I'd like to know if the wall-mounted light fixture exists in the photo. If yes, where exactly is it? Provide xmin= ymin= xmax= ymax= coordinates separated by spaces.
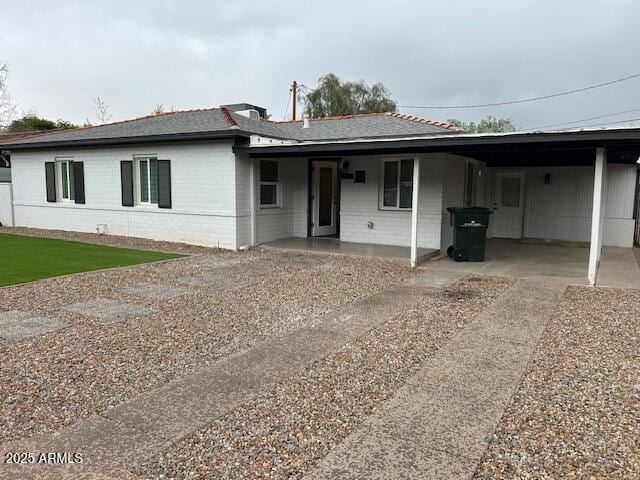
xmin=544 ymin=173 xmax=551 ymax=185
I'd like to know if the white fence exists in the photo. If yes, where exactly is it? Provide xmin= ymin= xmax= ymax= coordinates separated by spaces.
xmin=0 ymin=182 xmax=14 ymax=227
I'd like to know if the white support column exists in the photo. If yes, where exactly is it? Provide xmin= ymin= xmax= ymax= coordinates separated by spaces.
xmin=588 ymin=147 xmax=607 ymax=285
xmin=249 ymin=158 xmax=257 ymax=246
xmin=410 ymin=157 xmax=421 ymax=268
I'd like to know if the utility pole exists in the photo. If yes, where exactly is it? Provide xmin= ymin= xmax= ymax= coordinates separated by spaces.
xmin=291 ymin=80 xmax=297 ymax=121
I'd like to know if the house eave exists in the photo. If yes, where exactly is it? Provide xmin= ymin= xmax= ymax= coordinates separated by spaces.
xmin=0 ymin=130 xmax=252 ymax=151
xmin=234 ymin=127 xmax=640 ymax=160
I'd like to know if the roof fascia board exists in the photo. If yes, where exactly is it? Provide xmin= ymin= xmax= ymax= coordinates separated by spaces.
xmin=1 ymin=130 xmax=251 ymax=150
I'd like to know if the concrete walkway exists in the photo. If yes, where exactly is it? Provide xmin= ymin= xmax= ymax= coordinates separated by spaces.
xmin=596 ymin=246 xmax=640 ymax=288
xmin=304 ymin=279 xmax=566 ymax=480
xmin=0 ymin=284 xmax=431 ymax=480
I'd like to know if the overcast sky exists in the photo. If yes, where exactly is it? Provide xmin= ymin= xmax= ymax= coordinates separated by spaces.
xmin=1 ymin=0 xmax=639 ymax=129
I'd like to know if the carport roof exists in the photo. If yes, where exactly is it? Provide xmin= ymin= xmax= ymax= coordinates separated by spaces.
xmin=237 ymin=125 xmax=640 ymax=165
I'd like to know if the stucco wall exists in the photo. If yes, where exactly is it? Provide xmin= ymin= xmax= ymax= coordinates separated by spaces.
xmin=10 ymin=141 xmax=241 ymax=248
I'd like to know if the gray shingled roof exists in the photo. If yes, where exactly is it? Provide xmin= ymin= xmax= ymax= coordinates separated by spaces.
xmin=1 ymin=109 xmax=457 ymax=148
xmin=3 ymin=109 xmax=234 ymax=146
xmin=270 ymin=114 xmax=455 ymax=141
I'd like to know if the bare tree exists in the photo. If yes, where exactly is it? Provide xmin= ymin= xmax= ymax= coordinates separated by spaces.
xmin=0 ymin=63 xmax=17 ymax=130
xmin=150 ymin=103 xmax=165 ymax=115
xmin=93 ymin=96 xmax=111 ymax=124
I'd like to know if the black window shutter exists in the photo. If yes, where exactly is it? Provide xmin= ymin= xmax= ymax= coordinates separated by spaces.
xmin=73 ymin=161 xmax=85 ymax=204
xmin=120 ymin=160 xmax=134 ymax=207
xmin=45 ymin=162 xmax=56 ymax=202
xmin=157 ymin=160 xmax=172 ymax=209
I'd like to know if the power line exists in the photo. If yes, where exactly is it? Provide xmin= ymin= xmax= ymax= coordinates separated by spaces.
xmin=398 ymin=73 xmax=640 ymax=109
xmin=282 ymin=89 xmax=291 ymax=121
xmin=528 ymin=106 xmax=640 ymax=130
xmin=553 ymin=116 xmax=640 ymax=130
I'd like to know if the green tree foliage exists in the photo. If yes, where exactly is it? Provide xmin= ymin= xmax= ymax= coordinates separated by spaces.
xmin=303 ymin=73 xmax=397 ymax=117
xmin=8 ymin=115 xmax=77 ymax=132
xmin=447 ymin=116 xmax=517 ymax=133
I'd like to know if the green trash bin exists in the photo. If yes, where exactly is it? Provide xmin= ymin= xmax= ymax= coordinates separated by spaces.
xmin=446 ymin=207 xmax=492 ymax=262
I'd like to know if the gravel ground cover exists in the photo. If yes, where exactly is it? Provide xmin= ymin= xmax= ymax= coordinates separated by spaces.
xmin=474 ymin=285 xmax=640 ymax=479
xmin=137 ymin=275 xmax=515 ymax=480
xmin=0 ymin=237 xmax=409 ymax=443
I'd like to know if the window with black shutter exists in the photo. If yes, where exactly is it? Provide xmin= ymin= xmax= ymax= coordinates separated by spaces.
xmin=157 ymin=160 xmax=172 ymax=209
xmin=73 ymin=161 xmax=85 ymax=204
xmin=120 ymin=160 xmax=134 ymax=206
xmin=45 ymin=162 xmax=56 ymax=202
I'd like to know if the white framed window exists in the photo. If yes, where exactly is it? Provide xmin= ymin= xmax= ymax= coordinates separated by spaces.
xmin=259 ymin=159 xmax=280 ymax=207
xmin=57 ymin=158 xmax=75 ymax=201
xmin=136 ymin=157 xmax=158 ymax=205
xmin=380 ymin=159 xmax=414 ymax=209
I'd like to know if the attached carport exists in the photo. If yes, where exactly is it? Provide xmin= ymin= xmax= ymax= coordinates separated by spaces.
xmin=236 ymin=127 xmax=640 ymax=286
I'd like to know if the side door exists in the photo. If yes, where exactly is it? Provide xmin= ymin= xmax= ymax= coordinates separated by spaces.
xmin=492 ymin=172 xmax=525 ymax=238
xmin=311 ymin=160 xmax=338 ymax=236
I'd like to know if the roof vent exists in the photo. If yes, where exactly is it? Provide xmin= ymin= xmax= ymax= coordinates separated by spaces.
xmin=235 ymin=109 xmax=261 ymax=121
xmin=303 ymin=114 xmax=310 ymax=129
xmin=221 ymin=103 xmax=267 ymax=119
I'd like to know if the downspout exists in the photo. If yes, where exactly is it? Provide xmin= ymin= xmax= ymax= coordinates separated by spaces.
xmin=249 ymin=158 xmax=257 ymax=246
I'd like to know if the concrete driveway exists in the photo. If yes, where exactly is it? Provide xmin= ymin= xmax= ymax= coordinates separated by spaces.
xmin=422 ymin=238 xmax=640 ymax=287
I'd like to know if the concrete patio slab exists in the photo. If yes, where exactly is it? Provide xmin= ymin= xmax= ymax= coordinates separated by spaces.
xmin=304 ymin=279 xmax=566 ymax=480
xmin=63 ymin=299 xmax=151 ymax=323
xmin=264 ymin=237 xmax=438 ymax=264
xmin=423 ymin=239 xmax=590 ymax=285
xmin=0 ymin=311 xmax=67 ymax=342
xmin=115 ymin=282 xmax=188 ymax=300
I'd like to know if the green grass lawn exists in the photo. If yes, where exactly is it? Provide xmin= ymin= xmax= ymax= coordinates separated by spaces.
xmin=0 ymin=233 xmax=183 ymax=287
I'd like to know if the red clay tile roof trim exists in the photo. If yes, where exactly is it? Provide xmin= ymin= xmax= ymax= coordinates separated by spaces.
xmin=220 ymin=107 xmax=240 ymax=129
xmin=386 ymin=112 xmax=458 ymax=131
xmin=271 ymin=111 xmax=458 ymax=131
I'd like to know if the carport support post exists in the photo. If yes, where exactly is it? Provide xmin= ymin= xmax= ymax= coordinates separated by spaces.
xmin=410 ymin=157 xmax=420 ymax=268
xmin=588 ymin=147 xmax=607 ymax=285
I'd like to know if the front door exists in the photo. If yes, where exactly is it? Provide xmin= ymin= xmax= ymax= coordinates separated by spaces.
xmin=493 ymin=172 xmax=525 ymax=238
xmin=311 ymin=160 xmax=338 ymax=236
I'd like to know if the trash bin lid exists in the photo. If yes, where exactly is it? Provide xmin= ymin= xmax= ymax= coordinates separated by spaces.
xmin=447 ymin=206 xmax=493 ymax=214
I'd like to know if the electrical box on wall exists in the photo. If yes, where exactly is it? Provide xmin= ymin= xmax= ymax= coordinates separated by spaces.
xmin=354 ymin=170 xmax=366 ymax=183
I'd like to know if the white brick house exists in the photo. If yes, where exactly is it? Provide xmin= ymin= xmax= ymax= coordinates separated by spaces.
xmin=2 ymin=103 xmax=639 ymax=284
